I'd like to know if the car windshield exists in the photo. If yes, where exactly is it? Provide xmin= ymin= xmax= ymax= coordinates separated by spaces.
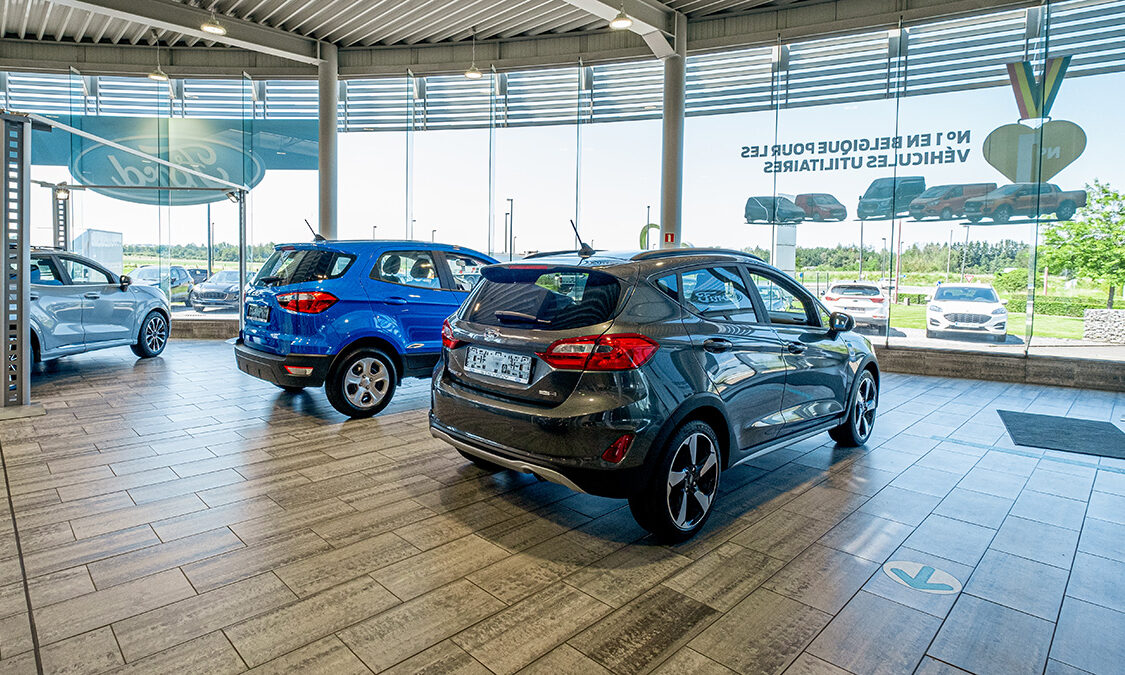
xmin=992 ymin=185 xmax=1024 ymax=196
xmin=813 ymin=195 xmax=836 ymax=205
xmin=831 ymin=285 xmax=881 ymax=297
xmin=131 ymin=267 xmax=161 ymax=281
xmin=865 ymin=184 xmax=893 ymax=199
xmin=254 ymin=248 xmax=355 ymax=286
xmin=209 ymin=270 xmax=239 ymax=283
xmin=917 ymin=186 xmax=949 ymax=198
xmin=467 ymin=267 xmax=621 ymax=330
xmin=933 ymin=286 xmax=999 ymax=303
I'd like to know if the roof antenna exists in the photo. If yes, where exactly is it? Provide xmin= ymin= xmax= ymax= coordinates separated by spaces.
xmin=304 ymin=219 xmax=327 ymax=242
xmin=570 ymin=220 xmax=595 ymax=257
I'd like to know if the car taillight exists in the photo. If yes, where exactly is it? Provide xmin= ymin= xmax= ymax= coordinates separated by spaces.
xmin=442 ymin=319 xmax=463 ymax=349
xmin=870 ymin=297 xmax=885 ymax=303
xmin=824 ymin=295 xmax=839 ymax=302
xmin=276 ymin=291 xmax=337 ymax=313
xmin=537 ymin=334 xmax=659 ymax=371
xmin=602 ymin=433 xmax=635 ymax=463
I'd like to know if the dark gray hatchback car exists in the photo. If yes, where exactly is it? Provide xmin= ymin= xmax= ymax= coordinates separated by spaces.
xmin=430 ymin=249 xmax=878 ymax=541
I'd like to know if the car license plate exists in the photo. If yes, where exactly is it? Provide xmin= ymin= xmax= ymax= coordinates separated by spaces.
xmin=246 ymin=304 xmax=270 ymax=322
xmin=464 ymin=347 xmax=532 ymax=384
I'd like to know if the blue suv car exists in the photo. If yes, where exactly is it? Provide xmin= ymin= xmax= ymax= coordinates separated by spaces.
xmin=235 ymin=240 xmax=495 ymax=417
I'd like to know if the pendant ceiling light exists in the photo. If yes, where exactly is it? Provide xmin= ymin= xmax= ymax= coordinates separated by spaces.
xmin=465 ymin=28 xmax=482 ymax=79
xmin=201 ymin=10 xmax=227 ymax=36
xmin=609 ymin=4 xmax=633 ymax=30
xmin=148 ymin=34 xmax=169 ymax=81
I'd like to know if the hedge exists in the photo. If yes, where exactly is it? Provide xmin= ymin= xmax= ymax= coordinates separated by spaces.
xmin=1008 ymin=295 xmax=1108 ymax=317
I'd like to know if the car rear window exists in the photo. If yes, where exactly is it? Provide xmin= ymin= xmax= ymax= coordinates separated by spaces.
xmin=254 ymin=249 xmax=355 ymax=286
xmin=831 ymin=285 xmax=881 ymax=297
xmin=466 ymin=266 xmax=621 ymax=330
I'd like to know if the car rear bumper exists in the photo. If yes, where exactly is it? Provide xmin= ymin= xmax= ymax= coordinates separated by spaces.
xmin=234 ymin=339 xmax=332 ymax=387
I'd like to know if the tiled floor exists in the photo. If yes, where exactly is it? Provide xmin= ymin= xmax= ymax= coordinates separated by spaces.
xmin=1 ymin=339 xmax=1124 ymax=675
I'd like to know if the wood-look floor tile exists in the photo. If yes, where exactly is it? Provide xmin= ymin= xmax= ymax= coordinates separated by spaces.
xmin=690 ymin=588 xmax=830 ymax=674
xmin=0 ymin=611 xmax=33 ymax=659
xmin=475 ymin=506 xmax=590 ymax=553
xmin=570 ymin=585 xmax=717 ymax=675
xmin=171 ymin=450 xmax=276 ymax=479
xmin=380 ymin=640 xmax=488 ymax=675
xmin=310 ymin=498 xmax=435 ymax=547
xmin=229 ymin=499 xmax=355 ymax=545
xmin=297 ymin=452 xmax=394 ymax=482
xmin=21 ymin=525 xmax=161 ymax=577
xmin=338 ymin=579 xmax=504 ymax=673
xmin=927 ymin=595 xmax=1054 ymax=674
xmin=246 ymin=635 xmax=371 ymax=674
xmin=225 ymin=576 xmax=399 ymax=667
xmin=651 ymin=648 xmax=736 ymax=674
xmin=71 ymin=494 xmax=207 ymax=539
xmin=13 ymin=491 xmax=134 ymax=530
xmin=373 ymin=534 xmax=507 ymax=602
xmin=182 ymin=530 xmax=332 ymax=593
xmin=111 ymin=631 xmax=246 ymax=675
xmin=18 ymin=521 xmax=74 ymax=553
xmin=234 ymin=451 xmax=334 ymax=481
xmin=196 ymin=472 xmax=310 ymax=508
xmin=729 ymin=509 xmax=835 ymax=561
xmin=151 ymin=496 xmax=284 ymax=542
xmin=565 ymin=542 xmax=691 ymax=608
xmin=807 ymin=591 xmax=942 ymax=675
xmin=467 ymin=534 xmax=605 ymax=605
xmin=275 ymin=531 xmax=419 ymax=597
xmin=114 ymin=572 xmax=295 ymax=662
xmin=55 ymin=468 xmax=178 ymax=502
xmin=35 ymin=568 xmax=197 ymax=645
xmin=663 ymin=541 xmax=787 ymax=611
xmin=393 ymin=501 xmax=511 ymax=551
xmin=762 ymin=544 xmax=880 ymax=615
xmin=89 ymin=527 xmax=244 ymax=589
xmin=454 ymin=583 xmax=611 ymax=674
xmin=127 ymin=469 xmax=245 ymax=505
xmin=341 ymin=474 xmax=444 ymax=512
xmin=46 ymin=445 xmax=157 ymax=474
xmin=518 ymin=644 xmax=611 ymax=675
xmin=38 ymin=627 xmax=124 ymax=675
xmin=110 ymin=447 xmax=216 ymax=476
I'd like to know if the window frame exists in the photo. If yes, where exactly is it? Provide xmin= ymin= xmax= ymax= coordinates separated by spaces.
xmin=58 ymin=255 xmax=116 ymax=286
xmin=434 ymin=250 xmax=492 ymax=293
xmin=370 ymin=249 xmax=446 ymax=291
xmin=30 ymin=254 xmax=65 ymax=286
xmin=742 ymin=265 xmax=828 ymax=330
xmin=673 ymin=264 xmax=762 ymax=325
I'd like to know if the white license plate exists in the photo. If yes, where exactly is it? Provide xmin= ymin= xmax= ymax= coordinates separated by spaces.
xmin=464 ymin=347 xmax=533 ymax=384
xmin=246 ymin=304 xmax=270 ymax=322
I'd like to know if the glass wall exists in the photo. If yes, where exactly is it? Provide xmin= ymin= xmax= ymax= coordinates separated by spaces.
xmin=9 ymin=0 xmax=1125 ymax=351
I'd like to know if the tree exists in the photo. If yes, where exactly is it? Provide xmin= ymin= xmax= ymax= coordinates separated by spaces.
xmin=1041 ymin=180 xmax=1125 ymax=308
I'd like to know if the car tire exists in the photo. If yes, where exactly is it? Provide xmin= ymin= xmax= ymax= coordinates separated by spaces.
xmin=628 ymin=421 xmax=721 ymax=543
xmin=813 ymin=213 xmax=823 ymax=222
xmin=131 ymin=311 xmax=169 ymax=358
xmin=325 ymin=348 xmax=397 ymax=418
xmin=992 ymin=205 xmax=1012 ymax=223
xmin=829 ymin=369 xmax=878 ymax=447
xmin=457 ymin=449 xmax=504 ymax=472
xmin=940 ymin=207 xmax=953 ymax=220
xmin=192 ymin=304 xmax=205 ymax=313
xmin=1056 ymin=201 xmax=1076 ymax=220
xmin=966 ymin=214 xmax=982 ymax=223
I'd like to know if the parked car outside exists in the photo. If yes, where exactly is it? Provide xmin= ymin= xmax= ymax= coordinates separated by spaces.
xmin=962 ymin=183 xmax=1087 ymax=222
xmin=795 ymin=193 xmax=847 ymax=221
xmin=431 ymin=248 xmax=879 ymax=541
xmin=909 ymin=183 xmax=996 ymax=220
xmin=189 ymin=269 xmax=242 ymax=312
xmin=822 ymin=282 xmax=888 ymax=330
xmin=926 ymin=283 xmax=1007 ymax=342
xmin=744 ymin=196 xmax=805 ymax=223
xmin=187 ymin=267 xmax=210 ymax=285
xmin=30 ymin=248 xmax=171 ymax=361
xmin=877 ymin=277 xmax=897 ymax=291
xmin=857 ymin=176 xmax=926 ymax=219
xmin=130 ymin=264 xmax=195 ymax=305
xmin=234 ymin=240 xmax=496 ymax=417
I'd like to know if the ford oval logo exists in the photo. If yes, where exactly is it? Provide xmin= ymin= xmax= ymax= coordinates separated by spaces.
xmin=69 ymin=134 xmax=264 ymax=206
xmin=484 ymin=328 xmax=501 ymax=341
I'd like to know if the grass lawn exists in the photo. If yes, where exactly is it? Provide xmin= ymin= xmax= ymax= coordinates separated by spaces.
xmin=887 ymin=304 xmax=1084 ymax=340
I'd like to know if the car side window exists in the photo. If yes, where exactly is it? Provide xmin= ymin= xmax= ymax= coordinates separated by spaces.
xmin=442 ymin=253 xmax=490 ymax=291
xmin=653 ymin=274 xmax=679 ymax=300
xmin=31 ymin=257 xmax=63 ymax=285
xmin=62 ymin=258 xmax=112 ymax=285
xmin=747 ymin=271 xmax=816 ymax=327
xmin=680 ymin=267 xmax=758 ymax=323
xmin=372 ymin=251 xmax=441 ymax=290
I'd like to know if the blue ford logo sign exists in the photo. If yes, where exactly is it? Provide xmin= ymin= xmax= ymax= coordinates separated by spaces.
xmin=69 ymin=134 xmax=264 ymax=206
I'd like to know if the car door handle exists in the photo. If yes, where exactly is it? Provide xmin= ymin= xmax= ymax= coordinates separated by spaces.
xmin=703 ymin=338 xmax=733 ymax=353
xmin=29 ymin=293 xmax=39 ymax=301
xmin=786 ymin=341 xmax=807 ymax=354
xmin=382 ymin=297 xmax=408 ymax=305
xmin=84 ymin=292 xmax=101 ymax=300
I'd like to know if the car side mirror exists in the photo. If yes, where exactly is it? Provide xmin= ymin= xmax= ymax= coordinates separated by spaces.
xmin=119 ymin=275 xmax=132 ymax=289
xmin=1001 ymin=298 xmax=1009 ymax=305
xmin=828 ymin=311 xmax=855 ymax=333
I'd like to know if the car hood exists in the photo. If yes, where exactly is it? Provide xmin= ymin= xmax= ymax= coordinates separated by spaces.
xmin=929 ymin=300 xmax=1004 ymax=313
xmin=199 ymin=282 xmax=240 ymax=293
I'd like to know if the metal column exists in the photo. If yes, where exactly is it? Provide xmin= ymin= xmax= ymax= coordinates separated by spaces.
xmin=2 ymin=115 xmax=31 ymax=408
xmin=237 ymin=190 xmax=247 ymax=333
xmin=318 ymin=42 xmax=338 ymax=240
xmin=53 ymin=187 xmax=70 ymax=250
xmin=658 ymin=12 xmax=687 ymax=250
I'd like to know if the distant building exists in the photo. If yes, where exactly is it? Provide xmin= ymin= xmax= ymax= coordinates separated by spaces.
xmin=73 ymin=229 xmax=124 ymax=274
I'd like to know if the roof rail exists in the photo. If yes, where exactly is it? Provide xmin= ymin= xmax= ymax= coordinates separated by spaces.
xmin=630 ymin=248 xmax=764 ymax=262
xmin=521 ymin=249 xmax=600 ymax=260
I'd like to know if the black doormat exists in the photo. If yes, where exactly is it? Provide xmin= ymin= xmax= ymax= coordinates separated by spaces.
xmin=997 ymin=410 xmax=1125 ymax=459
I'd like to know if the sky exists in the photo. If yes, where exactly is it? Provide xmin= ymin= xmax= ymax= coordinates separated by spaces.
xmin=29 ymin=70 xmax=1124 ymax=259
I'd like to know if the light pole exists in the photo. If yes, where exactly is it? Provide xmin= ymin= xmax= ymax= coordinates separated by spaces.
xmin=431 ymin=229 xmax=436 ymax=243
xmin=372 ymin=225 xmax=377 ymax=240
xmin=946 ymin=229 xmax=953 ymax=280
xmin=410 ymin=219 xmax=416 ymax=240
xmin=507 ymin=198 xmax=514 ymax=262
xmin=960 ymin=224 xmax=971 ymax=281
xmin=881 ymin=237 xmax=887 ymax=285
xmin=858 ymin=220 xmax=864 ymax=278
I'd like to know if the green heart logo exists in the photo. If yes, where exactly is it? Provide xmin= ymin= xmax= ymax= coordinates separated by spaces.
xmin=982 ymin=120 xmax=1086 ymax=182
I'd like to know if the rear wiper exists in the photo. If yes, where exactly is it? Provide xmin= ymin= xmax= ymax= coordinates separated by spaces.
xmin=494 ymin=310 xmax=549 ymax=325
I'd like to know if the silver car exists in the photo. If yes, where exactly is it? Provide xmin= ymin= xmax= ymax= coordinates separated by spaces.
xmin=30 ymin=249 xmax=171 ymax=361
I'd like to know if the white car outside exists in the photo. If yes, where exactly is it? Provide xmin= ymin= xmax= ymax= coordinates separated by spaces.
xmin=926 ymin=283 xmax=1007 ymax=342
xmin=822 ymin=282 xmax=888 ymax=329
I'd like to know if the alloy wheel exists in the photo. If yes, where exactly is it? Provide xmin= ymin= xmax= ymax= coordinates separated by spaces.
xmin=665 ymin=432 xmax=719 ymax=530
xmin=144 ymin=315 xmax=167 ymax=352
xmin=854 ymin=375 xmax=877 ymax=439
xmin=342 ymin=356 xmax=390 ymax=409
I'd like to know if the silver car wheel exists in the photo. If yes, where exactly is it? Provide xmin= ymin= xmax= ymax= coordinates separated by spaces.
xmin=144 ymin=314 xmax=168 ymax=352
xmin=665 ymin=432 xmax=719 ymax=531
xmin=854 ymin=375 xmax=877 ymax=439
xmin=342 ymin=356 xmax=390 ymax=409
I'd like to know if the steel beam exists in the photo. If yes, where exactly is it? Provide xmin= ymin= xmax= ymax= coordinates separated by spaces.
xmin=45 ymin=0 xmax=321 ymax=64
xmin=318 ymin=42 xmax=338 ymax=240
xmin=559 ymin=0 xmax=675 ymax=58
xmin=658 ymin=12 xmax=687 ymax=249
